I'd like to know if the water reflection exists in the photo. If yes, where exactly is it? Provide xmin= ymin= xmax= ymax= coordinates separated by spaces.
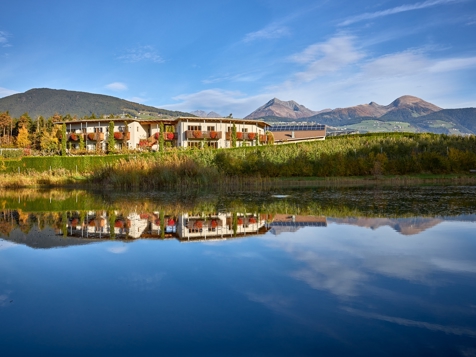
xmin=1 ymin=187 xmax=475 ymax=356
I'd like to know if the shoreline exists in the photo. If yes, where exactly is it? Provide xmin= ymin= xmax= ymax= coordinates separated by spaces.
xmin=1 ymin=173 xmax=475 ymax=190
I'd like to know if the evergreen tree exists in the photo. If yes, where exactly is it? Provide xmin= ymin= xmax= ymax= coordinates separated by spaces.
xmin=61 ymin=123 xmax=67 ymax=155
xmin=79 ymin=131 xmax=85 ymax=150
xmin=107 ymin=121 xmax=115 ymax=153
xmin=231 ymin=123 xmax=237 ymax=148
xmin=159 ymin=122 xmax=165 ymax=152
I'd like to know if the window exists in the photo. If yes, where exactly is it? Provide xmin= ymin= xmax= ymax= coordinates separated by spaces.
xmin=243 ymin=128 xmax=248 ymax=133
xmin=205 ymin=142 xmax=218 ymax=149
xmin=188 ymin=142 xmax=201 ymax=148
xmin=207 ymin=126 xmax=215 ymax=131
xmin=188 ymin=125 xmax=202 ymax=131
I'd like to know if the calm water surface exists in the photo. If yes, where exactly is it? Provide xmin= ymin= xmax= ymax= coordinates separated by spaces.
xmin=1 ymin=186 xmax=475 ymax=356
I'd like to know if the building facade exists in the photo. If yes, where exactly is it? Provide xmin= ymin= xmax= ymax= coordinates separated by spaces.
xmin=60 ymin=117 xmax=270 ymax=150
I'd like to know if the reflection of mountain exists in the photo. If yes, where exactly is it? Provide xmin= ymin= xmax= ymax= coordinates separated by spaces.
xmin=329 ymin=215 xmax=476 ymax=235
xmin=270 ymin=215 xmax=327 ymax=235
xmin=3 ymin=227 xmax=101 ymax=249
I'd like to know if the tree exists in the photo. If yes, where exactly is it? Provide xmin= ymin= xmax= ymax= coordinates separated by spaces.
xmin=0 ymin=111 xmax=13 ymax=145
xmin=159 ymin=122 xmax=165 ymax=152
xmin=40 ymin=128 xmax=59 ymax=152
xmin=61 ymin=123 xmax=67 ymax=155
xmin=231 ymin=123 xmax=237 ymax=148
xmin=107 ymin=121 xmax=115 ymax=153
xmin=16 ymin=127 xmax=31 ymax=148
xmin=79 ymin=131 xmax=85 ymax=150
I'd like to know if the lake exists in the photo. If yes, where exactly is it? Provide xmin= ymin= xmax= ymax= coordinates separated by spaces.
xmin=1 ymin=186 xmax=475 ymax=356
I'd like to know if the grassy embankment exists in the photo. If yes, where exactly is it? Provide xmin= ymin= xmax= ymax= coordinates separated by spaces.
xmin=1 ymin=132 xmax=475 ymax=189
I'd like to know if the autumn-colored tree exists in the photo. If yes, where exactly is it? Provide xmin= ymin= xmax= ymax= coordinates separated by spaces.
xmin=16 ymin=127 xmax=31 ymax=148
xmin=40 ymin=126 xmax=60 ymax=152
xmin=52 ymin=113 xmax=62 ymax=123
xmin=0 ymin=111 xmax=13 ymax=144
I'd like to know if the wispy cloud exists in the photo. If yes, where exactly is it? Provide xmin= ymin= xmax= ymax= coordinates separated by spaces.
xmin=343 ymin=307 xmax=476 ymax=337
xmin=202 ymin=71 xmax=263 ymax=84
xmin=107 ymin=245 xmax=128 ymax=254
xmin=339 ymin=0 xmax=461 ymax=26
xmin=243 ymin=25 xmax=290 ymax=42
xmin=162 ymin=89 xmax=270 ymax=117
xmin=127 ymin=96 xmax=146 ymax=103
xmin=290 ymin=36 xmax=364 ymax=82
xmin=0 ymin=31 xmax=11 ymax=47
xmin=105 ymin=82 xmax=128 ymax=91
xmin=118 ymin=45 xmax=164 ymax=63
xmin=429 ymin=56 xmax=476 ymax=72
xmin=0 ymin=87 xmax=18 ymax=98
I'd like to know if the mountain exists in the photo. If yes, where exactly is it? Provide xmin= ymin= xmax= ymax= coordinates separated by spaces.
xmin=309 ymin=95 xmax=442 ymax=124
xmin=190 ymin=110 xmax=223 ymax=118
xmin=245 ymin=98 xmax=320 ymax=120
xmin=0 ymin=88 xmax=194 ymax=118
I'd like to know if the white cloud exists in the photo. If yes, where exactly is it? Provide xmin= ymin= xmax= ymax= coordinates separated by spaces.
xmin=0 ymin=87 xmax=18 ymax=98
xmin=339 ymin=0 xmax=461 ymax=26
xmin=429 ymin=56 xmax=476 ymax=72
xmin=107 ymin=245 xmax=128 ymax=254
xmin=105 ymin=82 xmax=128 ymax=91
xmin=289 ymin=36 xmax=364 ymax=82
xmin=0 ymin=31 xmax=10 ymax=47
xmin=243 ymin=25 xmax=290 ymax=42
xmin=127 ymin=96 xmax=146 ymax=103
xmin=118 ymin=45 xmax=164 ymax=63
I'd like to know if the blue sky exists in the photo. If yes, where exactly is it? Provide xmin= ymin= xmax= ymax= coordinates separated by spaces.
xmin=1 ymin=0 xmax=475 ymax=117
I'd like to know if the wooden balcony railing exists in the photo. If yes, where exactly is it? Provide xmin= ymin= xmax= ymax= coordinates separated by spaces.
xmin=86 ymin=132 xmax=105 ymax=141
xmin=185 ymin=130 xmax=222 ymax=140
xmin=225 ymin=132 xmax=259 ymax=141
xmin=113 ymin=132 xmax=131 ymax=140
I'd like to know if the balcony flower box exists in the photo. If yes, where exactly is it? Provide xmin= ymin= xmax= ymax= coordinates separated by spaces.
xmin=69 ymin=133 xmax=79 ymax=141
xmin=259 ymin=134 xmax=267 ymax=143
xmin=192 ymin=130 xmax=202 ymax=138
xmin=114 ymin=132 xmax=130 ymax=140
xmin=236 ymin=132 xmax=243 ymax=140
xmin=247 ymin=133 xmax=256 ymax=140
xmin=87 ymin=132 xmax=104 ymax=141
xmin=166 ymin=132 xmax=175 ymax=140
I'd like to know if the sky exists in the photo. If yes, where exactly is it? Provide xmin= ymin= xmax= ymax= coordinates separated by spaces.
xmin=0 ymin=0 xmax=475 ymax=117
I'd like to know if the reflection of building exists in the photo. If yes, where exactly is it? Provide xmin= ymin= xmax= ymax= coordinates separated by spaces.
xmin=270 ymin=215 xmax=327 ymax=235
xmin=177 ymin=213 xmax=270 ymax=242
xmin=61 ymin=211 xmax=271 ymax=242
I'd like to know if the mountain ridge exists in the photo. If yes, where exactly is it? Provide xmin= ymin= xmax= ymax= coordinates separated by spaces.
xmin=0 ymin=88 xmax=194 ymax=118
xmin=245 ymin=95 xmax=475 ymax=134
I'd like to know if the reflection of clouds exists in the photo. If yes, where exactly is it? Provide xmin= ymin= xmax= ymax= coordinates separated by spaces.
xmin=0 ymin=291 xmax=12 ymax=307
xmin=0 ymin=239 xmax=17 ymax=251
xmin=107 ymin=245 xmax=128 ymax=254
xmin=121 ymin=273 xmax=165 ymax=291
xmin=261 ymin=221 xmax=476 ymax=297
xmin=246 ymin=292 xmax=292 ymax=311
xmin=290 ymin=251 xmax=367 ymax=297
xmin=343 ymin=307 xmax=476 ymax=338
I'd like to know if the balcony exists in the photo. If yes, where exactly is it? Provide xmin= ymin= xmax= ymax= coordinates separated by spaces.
xmin=86 ymin=132 xmax=104 ymax=141
xmin=68 ymin=133 xmax=82 ymax=142
xmin=225 ymin=132 xmax=258 ymax=141
xmin=185 ymin=130 xmax=222 ymax=140
xmin=154 ymin=132 xmax=177 ymax=141
xmin=113 ymin=132 xmax=131 ymax=140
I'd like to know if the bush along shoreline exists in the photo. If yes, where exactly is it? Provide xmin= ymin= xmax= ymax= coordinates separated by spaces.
xmin=1 ymin=133 xmax=475 ymax=189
